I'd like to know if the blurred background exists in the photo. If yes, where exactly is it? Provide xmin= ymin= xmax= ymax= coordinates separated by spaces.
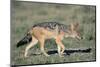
xmin=11 ymin=1 xmax=96 ymax=65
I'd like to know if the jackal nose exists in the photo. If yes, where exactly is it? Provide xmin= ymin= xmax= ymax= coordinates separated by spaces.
xmin=81 ymin=36 xmax=83 ymax=39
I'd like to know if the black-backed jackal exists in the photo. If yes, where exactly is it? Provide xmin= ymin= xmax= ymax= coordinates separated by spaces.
xmin=17 ymin=22 xmax=82 ymax=57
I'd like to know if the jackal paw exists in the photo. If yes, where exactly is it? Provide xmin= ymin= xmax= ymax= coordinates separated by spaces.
xmin=59 ymin=54 xmax=64 ymax=57
xmin=61 ymin=53 xmax=66 ymax=55
xmin=24 ymin=54 xmax=29 ymax=58
xmin=45 ymin=54 xmax=50 ymax=57
xmin=58 ymin=53 xmax=65 ymax=57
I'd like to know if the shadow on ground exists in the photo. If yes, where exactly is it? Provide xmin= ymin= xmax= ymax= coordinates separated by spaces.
xmin=48 ymin=48 xmax=91 ymax=55
xmin=31 ymin=48 xmax=91 ymax=56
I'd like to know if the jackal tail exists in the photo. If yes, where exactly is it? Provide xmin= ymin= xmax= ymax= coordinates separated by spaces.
xmin=17 ymin=33 xmax=32 ymax=48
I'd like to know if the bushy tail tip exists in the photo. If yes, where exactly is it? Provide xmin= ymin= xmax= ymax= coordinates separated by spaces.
xmin=17 ymin=33 xmax=32 ymax=48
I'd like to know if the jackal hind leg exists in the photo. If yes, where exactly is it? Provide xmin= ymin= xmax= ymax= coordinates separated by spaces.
xmin=39 ymin=38 xmax=50 ymax=57
xmin=55 ymin=38 xmax=65 ymax=57
xmin=57 ymin=45 xmax=61 ymax=55
xmin=24 ymin=37 xmax=38 ymax=58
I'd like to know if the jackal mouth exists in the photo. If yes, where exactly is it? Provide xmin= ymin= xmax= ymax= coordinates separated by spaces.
xmin=76 ymin=36 xmax=83 ymax=40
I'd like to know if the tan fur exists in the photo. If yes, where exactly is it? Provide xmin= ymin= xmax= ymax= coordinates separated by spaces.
xmin=24 ymin=36 xmax=38 ymax=57
xmin=24 ymin=23 xmax=82 ymax=57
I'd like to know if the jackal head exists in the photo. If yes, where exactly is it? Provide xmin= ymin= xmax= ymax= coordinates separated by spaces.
xmin=65 ymin=23 xmax=83 ymax=40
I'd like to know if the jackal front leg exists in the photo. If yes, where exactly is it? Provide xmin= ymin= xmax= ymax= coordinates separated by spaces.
xmin=55 ymin=37 xmax=65 ymax=57
xmin=57 ymin=45 xmax=61 ymax=55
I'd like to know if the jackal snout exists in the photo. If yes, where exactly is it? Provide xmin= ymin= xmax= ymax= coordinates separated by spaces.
xmin=74 ymin=31 xmax=83 ymax=40
xmin=67 ymin=23 xmax=83 ymax=40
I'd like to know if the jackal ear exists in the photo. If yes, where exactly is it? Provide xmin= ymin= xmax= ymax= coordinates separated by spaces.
xmin=74 ymin=23 xmax=79 ymax=30
xmin=70 ymin=23 xmax=74 ymax=31
xmin=70 ymin=23 xmax=79 ymax=31
xmin=74 ymin=22 xmax=79 ymax=30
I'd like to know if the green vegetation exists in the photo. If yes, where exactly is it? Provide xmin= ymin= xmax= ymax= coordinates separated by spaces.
xmin=11 ymin=1 xmax=96 ymax=65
